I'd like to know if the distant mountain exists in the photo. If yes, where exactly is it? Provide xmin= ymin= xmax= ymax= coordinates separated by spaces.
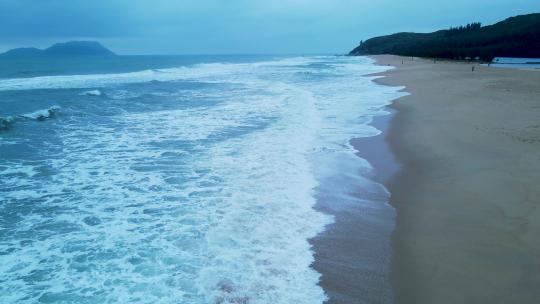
xmin=1 ymin=47 xmax=44 ymax=57
xmin=0 ymin=41 xmax=116 ymax=57
xmin=349 ymin=13 xmax=540 ymax=60
xmin=44 ymin=41 xmax=116 ymax=56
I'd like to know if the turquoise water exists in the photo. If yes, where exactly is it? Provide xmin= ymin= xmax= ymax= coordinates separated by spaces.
xmin=0 ymin=55 xmax=404 ymax=303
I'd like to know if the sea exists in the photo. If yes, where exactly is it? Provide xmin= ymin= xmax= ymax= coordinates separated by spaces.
xmin=489 ymin=57 xmax=540 ymax=69
xmin=0 ymin=55 xmax=404 ymax=303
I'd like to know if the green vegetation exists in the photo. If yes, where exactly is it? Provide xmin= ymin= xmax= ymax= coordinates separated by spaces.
xmin=349 ymin=13 xmax=540 ymax=61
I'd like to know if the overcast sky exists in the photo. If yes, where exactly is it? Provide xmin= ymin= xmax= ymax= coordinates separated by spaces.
xmin=0 ymin=0 xmax=539 ymax=55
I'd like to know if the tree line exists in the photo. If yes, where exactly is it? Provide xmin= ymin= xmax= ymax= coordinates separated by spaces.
xmin=350 ymin=14 xmax=540 ymax=61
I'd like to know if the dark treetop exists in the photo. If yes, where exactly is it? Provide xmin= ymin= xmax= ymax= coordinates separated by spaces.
xmin=349 ymin=13 xmax=540 ymax=61
xmin=0 ymin=41 xmax=116 ymax=57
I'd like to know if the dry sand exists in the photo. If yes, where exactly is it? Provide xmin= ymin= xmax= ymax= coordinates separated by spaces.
xmin=373 ymin=55 xmax=540 ymax=303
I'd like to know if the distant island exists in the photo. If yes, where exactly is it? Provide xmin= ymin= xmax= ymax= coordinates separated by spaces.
xmin=0 ymin=41 xmax=116 ymax=57
xmin=349 ymin=13 xmax=540 ymax=61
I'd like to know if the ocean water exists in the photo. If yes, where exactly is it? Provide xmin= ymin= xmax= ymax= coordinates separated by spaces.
xmin=0 ymin=55 xmax=404 ymax=303
xmin=489 ymin=57 xmax=540 ymax=69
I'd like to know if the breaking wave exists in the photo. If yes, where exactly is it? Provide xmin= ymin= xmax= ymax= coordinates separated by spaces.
xmin=19 ymin=106 xmax=61 ymax=121
xmin=80 ymin=89 xmax=102 ymax=96
xmin=0 ymin=116 xmax=15 ymax=131
xmin=0 ymin=56 xmax=405 ymax=304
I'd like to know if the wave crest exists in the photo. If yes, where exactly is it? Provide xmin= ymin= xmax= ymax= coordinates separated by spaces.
xmin=0 ymin=116 xmax=15 ymax=131
xmin=20 ymin=106 xmax=61 ymax=121
xmin=80 ymin=89 xmax=102 ymax=96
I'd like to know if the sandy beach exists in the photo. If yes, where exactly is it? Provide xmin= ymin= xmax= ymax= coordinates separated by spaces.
xmin=373 ymin=55 xmax=540 ymax=303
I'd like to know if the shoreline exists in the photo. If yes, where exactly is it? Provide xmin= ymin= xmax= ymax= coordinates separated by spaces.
xmin=372 ymin=55 xmax=540 ymax=303
xmin=311 ymin=70 xmax=402 ymax=303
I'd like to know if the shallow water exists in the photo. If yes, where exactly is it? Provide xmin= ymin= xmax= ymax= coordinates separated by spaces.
xmin=0 ymin=55 xmax=404 ymax=303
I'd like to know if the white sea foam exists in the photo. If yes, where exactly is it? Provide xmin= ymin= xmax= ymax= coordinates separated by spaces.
xmin=0 ymin=56 xmax=405 ymax=303
xmin=0 ymin=57 xmax=312 ymax=92
xmin=19 ymin=106 xmax=60 ymax=120
xmin=80 ymin=89 xmax=102 ymax=96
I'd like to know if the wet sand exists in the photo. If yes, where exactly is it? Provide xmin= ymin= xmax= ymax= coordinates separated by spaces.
xmin=374 ymin=55 xmax=540 ymax=303
xmin=311 ymin=105 xmax=400 ymax=304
